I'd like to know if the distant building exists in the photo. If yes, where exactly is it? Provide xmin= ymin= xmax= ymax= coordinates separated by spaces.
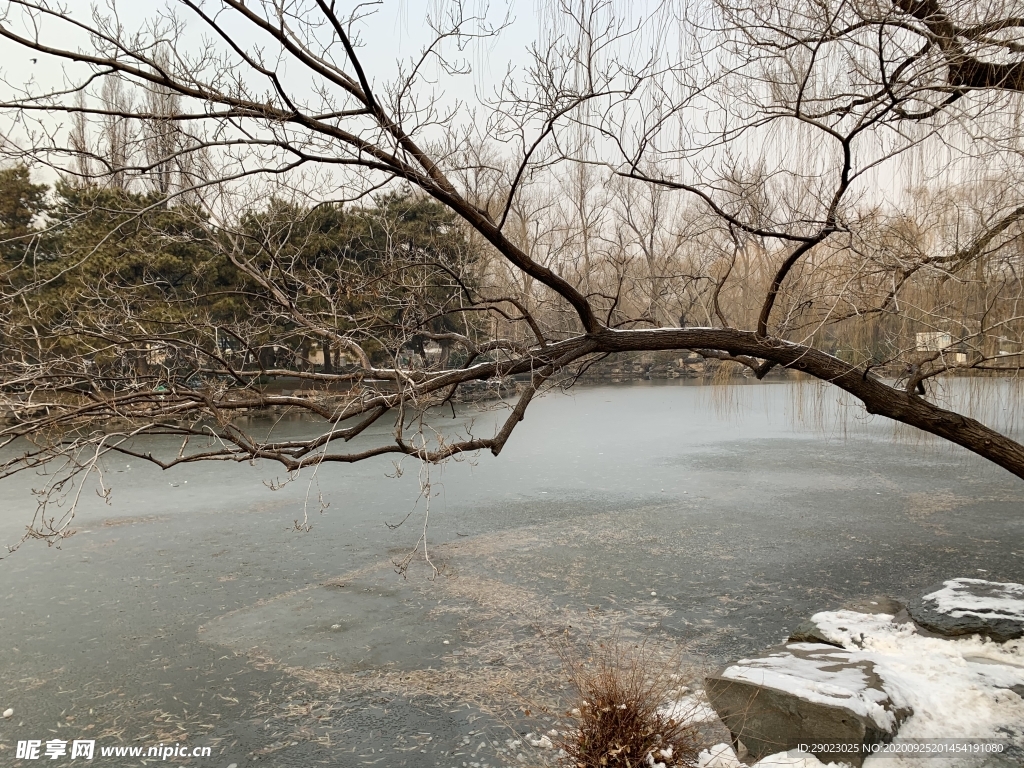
xmin=916 ymin=332 xmax=951 ymax=352
xmin=422 ymin=340 xmax=443 ymax=365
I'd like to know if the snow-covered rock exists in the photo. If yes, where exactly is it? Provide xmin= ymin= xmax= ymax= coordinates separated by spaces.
xmin=808 ymin=609 xmax=1024 ymax=766
xmin=706 ymin=643 xmax=910 ymax=766
xmin=908 ymin=578 xmax=1024 ymax=642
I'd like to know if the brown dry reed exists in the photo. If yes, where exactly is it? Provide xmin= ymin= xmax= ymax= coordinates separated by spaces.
xmin=554 ymin=639 xmax=702 ymax=768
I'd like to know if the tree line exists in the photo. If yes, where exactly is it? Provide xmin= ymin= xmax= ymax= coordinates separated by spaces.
xmin=0 ymin=165 xmax=480 ymax=388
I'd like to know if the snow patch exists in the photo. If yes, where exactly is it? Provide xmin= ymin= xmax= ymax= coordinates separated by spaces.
xmin=810 ymin=610 xmax=905 ymax=647
xmin=658 ymin=691 xmax=718 ymax=725
xmin=525 ymin=733 xmax=554 ymax=749
xmin=697 ymin=743 xmax=744 ymax=768
xmin=699 ymin=744 xmax=853 ymax=767
xmin=752 ymin=750 xmax=851 ymax=767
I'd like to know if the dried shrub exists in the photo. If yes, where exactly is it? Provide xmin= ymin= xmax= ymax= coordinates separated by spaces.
xmin=555 ymin=639 xmax=703 ymax=768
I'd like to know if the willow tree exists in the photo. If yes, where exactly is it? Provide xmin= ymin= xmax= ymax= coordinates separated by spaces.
xmin=1 ymin=0 xmax=1024 ymax=548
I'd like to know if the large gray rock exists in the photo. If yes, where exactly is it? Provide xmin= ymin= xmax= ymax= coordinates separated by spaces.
xmin=705 ymin=643 xmax=911 ymax=767
xmin=908 ymin=578 xmax=1024 ymax=642
xmin=840 ymin=597 xmax=905 ymax=616
xmin=788 ymin=619 xmax=843 ymax=647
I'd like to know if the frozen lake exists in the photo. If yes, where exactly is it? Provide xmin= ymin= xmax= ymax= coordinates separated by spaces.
xmin=1 ymin=380 xmax=1022 ymax=766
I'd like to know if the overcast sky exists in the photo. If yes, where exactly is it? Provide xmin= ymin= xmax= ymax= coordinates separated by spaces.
xmin=0 ymin=1 xmax=994 ymax=210
xmin=2 ymin=1 xmax=562 ymax=108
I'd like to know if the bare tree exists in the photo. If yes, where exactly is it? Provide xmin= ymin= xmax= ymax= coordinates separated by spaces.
xmin=2 ymin=0 xmax=1024 ymax=550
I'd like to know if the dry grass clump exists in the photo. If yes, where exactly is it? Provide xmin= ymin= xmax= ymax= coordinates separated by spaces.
xmin=555 ymin=640 xmax=702 ymax=768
